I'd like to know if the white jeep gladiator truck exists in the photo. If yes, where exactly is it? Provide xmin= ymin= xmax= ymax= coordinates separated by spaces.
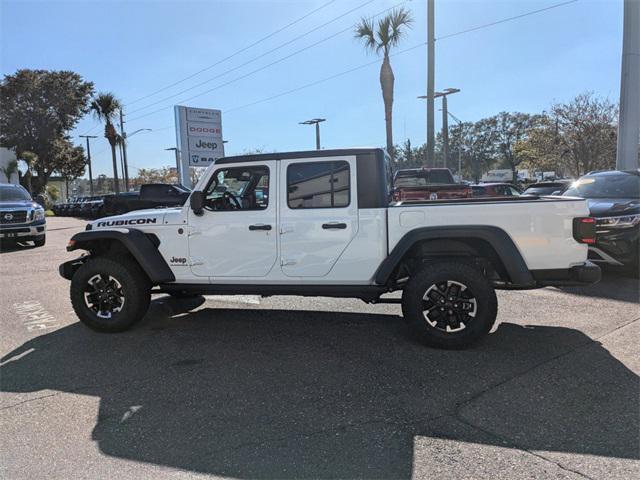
xmin=60 ymin=148 xmax=600 ymax=348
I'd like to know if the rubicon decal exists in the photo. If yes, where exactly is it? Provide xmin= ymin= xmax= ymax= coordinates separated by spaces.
xmin=96 ymin=218 xmax=158 ymax=227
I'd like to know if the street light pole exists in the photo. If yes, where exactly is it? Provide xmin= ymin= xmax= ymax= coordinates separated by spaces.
xmin=165 ymin=147 xmax=181 ymax=184
xmin=119 ymin=108 xmax=131 ymax=191
xmin=418 ymin=88 xmax=459 ymax=169
xmin=299 ymin=118 xmax=326 ymax=150
xmin=79 ymin=135 xmax=98 ymax=195
xmin=442 ymin=95 xmax=449 ymax=169
xmin=439 ymin=109 xmax=467 ymax=179
xmin=426 ymin=0 xmax=435 ymax=166
xmin=616 ymin=0 xmax=640 ymax=170
xmin=119 ymin=128 xmax=151 ymax=191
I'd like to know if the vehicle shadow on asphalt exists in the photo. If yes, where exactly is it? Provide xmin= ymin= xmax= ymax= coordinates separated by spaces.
xmin=1 ymin=300 xmax=638 ymax=479
xmin=0 ymin=242 xmax=36 ymax=253
xmin=558 ymin=271 xmax=640 ymax=303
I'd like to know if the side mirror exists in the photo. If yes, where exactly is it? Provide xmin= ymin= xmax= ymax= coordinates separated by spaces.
xmin=190 ymin=191 xmax=205 ymax=215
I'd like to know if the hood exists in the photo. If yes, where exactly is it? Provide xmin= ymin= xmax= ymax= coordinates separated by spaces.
xmin=586 ymin=198 xmax=640 ymax=217
xmin=0 ymin=201 xmax=41 ymax=209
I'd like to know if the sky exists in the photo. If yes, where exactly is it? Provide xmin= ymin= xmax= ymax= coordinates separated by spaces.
xmin=1 ymin=0 xmax=623 ymax=177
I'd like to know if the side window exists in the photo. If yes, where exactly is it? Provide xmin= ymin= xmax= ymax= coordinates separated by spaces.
xmin=203 ymin=165 xmax=269 ymax=210
xmin=287 ymin=161 xmax=350 ymax=209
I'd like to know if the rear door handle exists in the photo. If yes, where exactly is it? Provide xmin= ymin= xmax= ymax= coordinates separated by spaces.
xmin=249 ymin=224 xmax=272 ymax=231
xmin=322 ymin=222 xmax=347 ymax=230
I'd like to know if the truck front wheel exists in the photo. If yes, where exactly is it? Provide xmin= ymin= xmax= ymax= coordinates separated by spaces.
xmin=70 ymin=257 xmax=151 ymax=332
xmin=402 ymin=262 xmax=498 ymax=349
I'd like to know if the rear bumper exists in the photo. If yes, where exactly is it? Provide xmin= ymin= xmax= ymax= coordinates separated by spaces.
xmin=531 ymin=261 xmax=601 ymax=287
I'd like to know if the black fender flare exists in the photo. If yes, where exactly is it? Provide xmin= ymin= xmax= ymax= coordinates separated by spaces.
xmin=62 ymin=228 xmax=175 ymax=284
xmin=375 ymin=226 xmax=535 ymax=287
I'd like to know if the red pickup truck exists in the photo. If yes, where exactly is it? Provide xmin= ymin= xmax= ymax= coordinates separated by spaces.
xmin=393 ymin=168 xmax=472 ymax=201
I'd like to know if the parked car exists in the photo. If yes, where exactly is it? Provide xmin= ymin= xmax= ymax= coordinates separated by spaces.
xmin=78 ymin=196 xmax=105 ymax=219
xmin=60 ymin=147 xmax=599 ymax=349
xmin=563 ymin=170 xmax=640 ymax=274
xmin=523 ymin=180 xmax=573 ymax=196
xmin=103 ymin=184 xmax=191 ymax=216
xmin=393 ymin=168 xmax=472 ymax=201
xmin=0 ymin=183 xmax=46 ymax=247
xmin=472 ymin=183 xmax=522 ymax=197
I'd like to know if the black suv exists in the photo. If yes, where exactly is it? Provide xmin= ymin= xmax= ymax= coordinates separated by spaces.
xmin=563 ymin=170 xmax=639 ymax=274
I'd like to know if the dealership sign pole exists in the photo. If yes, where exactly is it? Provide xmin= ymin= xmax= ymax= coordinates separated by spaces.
xmin=174 ymin=106 xmax=225 ymax=188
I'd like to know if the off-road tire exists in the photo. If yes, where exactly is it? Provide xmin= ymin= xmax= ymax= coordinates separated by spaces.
xmin=33 ymin=235 xmax=46 ymax=247
xmin=70 ymin=257 xmax=151 ymax=332
xmin=402 ymin=261 xmax=498 ymax=349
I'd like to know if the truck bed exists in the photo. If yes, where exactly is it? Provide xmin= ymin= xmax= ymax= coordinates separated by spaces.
xmin=388 ymin=196 xmax=590 ymax=271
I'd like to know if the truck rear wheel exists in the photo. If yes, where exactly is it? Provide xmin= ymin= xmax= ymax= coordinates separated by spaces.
xmin=70 ymin=257 xmax=151 ymax=332
xmin=402 ymin=261 xmax=498 ymax=349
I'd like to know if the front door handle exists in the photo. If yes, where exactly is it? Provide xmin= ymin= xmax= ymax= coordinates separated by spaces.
xmin=249 ymin=224 xmax=272 ymax=231
xmin=322 ymin=222 xmax=347 ymax=230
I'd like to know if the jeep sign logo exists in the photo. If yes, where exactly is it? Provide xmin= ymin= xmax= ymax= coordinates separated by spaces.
xmin=193 ymin=139 xmax=217 ymax=150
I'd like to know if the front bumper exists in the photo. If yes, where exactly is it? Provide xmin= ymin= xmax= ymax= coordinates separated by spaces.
xmin=0 ymin=222 xmax=46 ymax=240
xmin=531 ymin=261 xmax=602 ymax=287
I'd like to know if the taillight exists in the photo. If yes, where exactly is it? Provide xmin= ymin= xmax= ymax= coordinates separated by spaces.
xmin=573 ymin=217 xmax=596 ymax=244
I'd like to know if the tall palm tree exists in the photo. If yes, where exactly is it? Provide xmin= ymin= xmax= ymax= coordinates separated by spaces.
xmin=355 ymin=8 xmax=413 ymax=159
xmin=90 ymin=92 xmax=122 ymax=193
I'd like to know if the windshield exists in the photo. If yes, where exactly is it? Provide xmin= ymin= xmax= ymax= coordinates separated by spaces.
xmin=0 ymin=185 xmax=31 ymax=202
xmin=564 ymin=174 xmax=640 ymax=199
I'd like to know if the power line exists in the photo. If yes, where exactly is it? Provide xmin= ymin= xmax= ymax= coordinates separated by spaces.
xmin=436 ymin=0 xmax=579 ymax=41
xmin=223 ymin=0 xmax=580 ymax=114
xmin=127 ymin=0 xmax=383 ymax=115
xmin=121 ymin=0 xmax=581 ymax=125
xmin=126 ymin=2 xmax=405 ymax=123
xmin=126 ymin=0 xmax=337 ymax=106
xmin=226 ymin=42 xmax=426 ymax=114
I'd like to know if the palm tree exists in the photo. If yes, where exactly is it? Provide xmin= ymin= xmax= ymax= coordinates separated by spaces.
xmin=355 ymin=8 xmax=413 ymax=159
xmin=90 ymin=92 xmax=122 ymax=193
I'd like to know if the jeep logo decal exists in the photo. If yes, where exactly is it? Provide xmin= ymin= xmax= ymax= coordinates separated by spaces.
xmin=170 ymin=256 xmax=187 ymax=265
xmin=96 ymin=218 xmax=158 ymax=227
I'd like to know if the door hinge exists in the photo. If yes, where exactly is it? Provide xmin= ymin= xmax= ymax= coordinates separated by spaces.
xmin=190 ymin=258 xmax=204 ymax=266
xmin=281 ymin=258 xmax=297 ymax=266
xmin=280 ymin=225 xmax=294 ymax=234
xmin=188 ymin=228 xmax=202 ymax=237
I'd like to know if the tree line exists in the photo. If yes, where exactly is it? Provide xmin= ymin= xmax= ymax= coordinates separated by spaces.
xmin=392 ymin=92 xmax=619 ymax=181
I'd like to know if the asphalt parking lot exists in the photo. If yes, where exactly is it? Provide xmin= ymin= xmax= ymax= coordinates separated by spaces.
xmin=1 ymin=217 xmax=638 ymax=479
